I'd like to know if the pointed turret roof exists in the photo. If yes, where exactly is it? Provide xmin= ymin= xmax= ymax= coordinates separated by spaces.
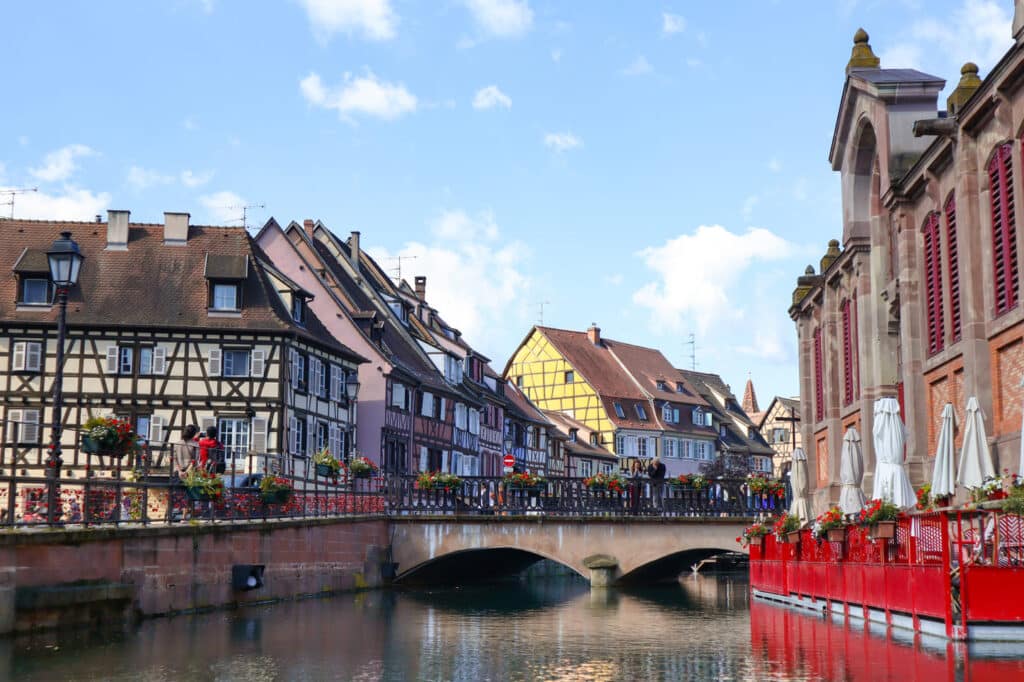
xmin=742 ymin=377 xmax=760 ymax=415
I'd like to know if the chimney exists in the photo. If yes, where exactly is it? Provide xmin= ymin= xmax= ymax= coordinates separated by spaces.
xmin=163 ymin=212 xmax=190 ymax=246
xmin=106 ymin=210 xmax=130 ymax=251
xmin=586 ymin=323 xmax=601 ymax=346
xmin=349 ymin=231 xmax=361 ymax=268
xmin=303 ymin=219 xmax=315 ymax=239
xmin=415 ymin=276 xmax=427 ymax=300
xmin=1016 ymin=0 xmax=1024 ymax=42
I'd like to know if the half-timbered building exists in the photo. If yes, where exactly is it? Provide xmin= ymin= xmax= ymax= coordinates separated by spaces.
xmin=0 ymin=212 xmax=364 ymax=477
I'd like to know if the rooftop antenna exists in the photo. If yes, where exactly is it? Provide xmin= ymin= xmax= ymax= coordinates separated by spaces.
xmin=386 ymin=255 xmax=417 ymax=281
xmin=1 ymin=187 xmax=38 ymax=219
xmin=535 ymin=300 xmax=551 ymax=325
xmin=224 ymin=203 xmax=265 ymax=230
xmin=685 ymin=333 xmax=699 ymax=371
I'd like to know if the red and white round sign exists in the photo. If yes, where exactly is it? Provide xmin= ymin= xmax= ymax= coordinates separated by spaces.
xmin=503 ymin=454 xmax=515 ymax=469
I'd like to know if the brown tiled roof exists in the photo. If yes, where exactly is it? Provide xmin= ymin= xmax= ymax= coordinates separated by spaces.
xmin=0 ymin=219 xmax=364 ymax=362
xmin=542 ymin=410 xmax=616 ymax=460
xmin=536 ymin=326 xmax=642 ymax=398
xmin=742 ymin=378 xmax=760 ymax=415
xmin=679 ymin=369 xmax=775 ymax=456
xmin=505 ymin=380 xmax=550 ymax=426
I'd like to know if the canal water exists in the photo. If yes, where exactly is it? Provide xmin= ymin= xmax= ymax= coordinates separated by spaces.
xmin=6 ymin=574 xmax=1024 ymax=681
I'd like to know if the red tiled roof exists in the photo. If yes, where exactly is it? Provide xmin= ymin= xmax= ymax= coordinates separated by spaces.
xmin=0 ymin=219 xmax=363 ymax=361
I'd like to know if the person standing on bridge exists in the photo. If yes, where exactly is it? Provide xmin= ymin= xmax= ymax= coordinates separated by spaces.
xmin=628 ymin=459 xmax=644 ymax=514
xmin=647 ymin=457 xmax=666 ymax=510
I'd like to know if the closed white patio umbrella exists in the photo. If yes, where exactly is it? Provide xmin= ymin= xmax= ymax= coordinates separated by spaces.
xmin=957 ymin=396 xmax=995 ymax=490
xmin=839 ymin=427 xmax=866 ymax=515
xmin=872 ymin=397 xmax=917 ymax=509
xmin=789 ymin=448 xmax=812 ymax=524
xmin=931 ymin=403 xmax=956 ymax=499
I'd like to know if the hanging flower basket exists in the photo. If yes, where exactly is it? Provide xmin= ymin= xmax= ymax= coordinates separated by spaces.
xmin=870 ymin=521 xmax=896 ymax=540
xmin=81 ymin=416 xmax=139 ymax=458
xmin=81 ymin=435 xmax=128 ymax=458
xmin=784 ymin=530 xmax=802 ymax=544
xmin=259 ymin=476 xmax=293 ymax=504
xmin=185 ymin=487 xmax=215 ymax=502
xmin=315 ymin=463 xmax=336 ymax=478
xmin=261 ymin=489 xmax=291 ymax=505
xmin=347 ymin=456 xmax=378 ymax=479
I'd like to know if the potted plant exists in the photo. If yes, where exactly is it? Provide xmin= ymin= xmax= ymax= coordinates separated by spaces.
xmin=347 ymin=456 xmax=378 ymax=479
xmin=915 ymin=483 xmax=934 ymax=511
xmin=668 ymin=474 xmax=708 ymax=490
xmin=814 ymin=506 xmax=847 ymax=542
xmin=416 ymin=471 xmax=463 ymax=492
xmin=81 ymin=415 xmax=140 ymax=458
xmin=503 ymin=471 xmax=546 ymax=492
xmin=737 ymin=521 xmax=771 ymax=549
xmin=774 ymin=513 xmax=802 ymax=543
xmin=583 ymin=472 xmax=625 ymax=493
xmin=746 ymin=473 xmax=770 ymax=494
xmin=181 ymin=467 xmax=224 ymax=501
xmin=259 ymin=475 xmax=293 ymax=504
xmin=858 ymin=498 xmax=900 ymax=539
xmin=312 ymin=447 xmax=342 ymax=478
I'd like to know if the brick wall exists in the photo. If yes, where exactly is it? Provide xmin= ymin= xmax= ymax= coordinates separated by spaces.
xmin=990 ymin=324 xmax=1024 ymax=438
xmin=815 ymin=430 xmax=829 ymax=487
xmin=0 ymin=517 xmax=389 ymax=633
xmin=924 ymin=356 xmax=965 ymax=456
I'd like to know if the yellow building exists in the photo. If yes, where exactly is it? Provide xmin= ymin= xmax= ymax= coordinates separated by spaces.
xmin=504 ymin=324 xmax=716 ymax=477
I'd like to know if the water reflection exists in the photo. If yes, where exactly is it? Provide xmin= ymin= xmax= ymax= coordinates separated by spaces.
xmin=6 ymin=574 xmax=1024 ymax=681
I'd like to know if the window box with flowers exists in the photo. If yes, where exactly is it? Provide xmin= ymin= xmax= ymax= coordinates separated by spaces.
xmin=81 ymin=416 xmax=140 ymax=459
xmin=813 ymin=506 xmax=847 ymax=542
xmin=416 ymin=471 xmax=463 ymax=492
xmin=259 ymin=476 xmax=294 ymax=504
xmin=503 ymin=471 xmax=546 ymax=493
xmin=773 ymin=513 xmax=802 ymax=543
xmin=858 ymin=498 xmax=899 ymax=539
xmin=313 ymin=447 xmax=342 ymax=478
xmin=181 ymin=468 xmax=225 ymax=501
xmin=668 ymin=474 xmax=708 ymax=491
xmin=737 ymin=521 xmax=771 ymax=549
xmin=971 ymin=472 xmax=1019 ymax=503
xmin=583 ymin=472 xmax=626 ymax=494
xmin=347 ymin=456 xmax=378 ymax=479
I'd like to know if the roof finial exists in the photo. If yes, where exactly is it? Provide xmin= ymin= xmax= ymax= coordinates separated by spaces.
xmin=847 ymin=27 xmax=880 ymax=74
xmin=947 ymin=62 xmax=982 ymax=116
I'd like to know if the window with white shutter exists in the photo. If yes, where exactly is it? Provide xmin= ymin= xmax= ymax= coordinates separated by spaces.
xmin=250 ymin=349 xmax=265 ymax=377
xmin=421 ymin=392 xmax=433 ymax=417
xmin=419 ymin=446 xmax=428 ymax=471
xmin=306 ymin=415 xmax=315 ymax=455
xmin=288 ymin=414 xmax=299 ymax=454
xmin=11 ymin=342 xmax=26 ymax=371
xmin=438 ymin=397 xmax=446 ymax=420
xmin=200 ymin=416 xmax=216 ymax=435
xmin=8 ymin=410 xmax=20 ymax=443
xmin=152 ymin=346 xmax=167 ymax=375
xmin=149 ymin=416 xmax=166 ymax=444
xmin=22 ymin=409 xmax=39 ymax=443
xmin=251 ymin=417 xmax=267 ymax=453
xmin=207 ymin=348 xmax=222 ymax=376
xmin=330 ymin=365 xmax=340 ymax=401
xmin=19 ymin=342 xmax=42 ymax=371
xmin=105 ymin=345 xmax=119 ymax=374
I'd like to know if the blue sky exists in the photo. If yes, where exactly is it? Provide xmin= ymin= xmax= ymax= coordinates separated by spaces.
xmin=1 ymin=0 xmax=1016 ymax=405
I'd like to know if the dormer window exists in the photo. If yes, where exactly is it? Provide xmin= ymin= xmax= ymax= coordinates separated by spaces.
xmin=675 ymin=382 xmax=685 ymax=393
xmin=291 ymin=295 xmax=306 ymax=324
xmin=613 ymin=402 xmax=626 ymax=419
xmin=569 ymin=428 xmax=578 ymax=442
xmin=656 ymin=380 xmax=667 ymax=392
xmin=635 ymin=404 xmax=648 ymax=421
xmin=590 ymin=433 xmax=599 ymax=446
xmin=211 ymin=283 xmax=240 ymax=311
xmin=20 ymin=278 xmax=53 ymax=305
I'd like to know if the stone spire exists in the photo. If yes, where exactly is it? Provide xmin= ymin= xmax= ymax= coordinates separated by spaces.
xmin=742 ymin=376 xmax=760 ymax=416
xmin=847 ymin=28 xmax=880 ymax=74
xmin=947 ymin=62 xmax=983 ymax=116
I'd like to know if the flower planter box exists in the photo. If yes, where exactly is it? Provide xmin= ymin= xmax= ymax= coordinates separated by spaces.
xmin=987 ymin=490 xmax=1009 ymax=501
xmin=748 ymin=535 xmax=765 ymax=549
xmin=826 ymin=528 xmax=846 ymax=542
xmin=870 ymin=521 xmax=896 ymax=539
xmin=315 ymin=463 xmax=337 ymax=478
xmin=784 ymin=531 xmax=802 ymax=544
xmin=184 ymin=487 xmax=216 ymax=502
xmin=351 ymin=470 xmax=373 ymax=479
xmin=261 ymin=490 xmax=291 ymax=505
xmin=81 ymin=436 xmax=127 ymax=458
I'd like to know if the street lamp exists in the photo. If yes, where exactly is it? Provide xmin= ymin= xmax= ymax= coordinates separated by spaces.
xmin=45 ymin=231 xmax=84 ymax=524
xmin=344 ymin=371 xmax=360 ymax=402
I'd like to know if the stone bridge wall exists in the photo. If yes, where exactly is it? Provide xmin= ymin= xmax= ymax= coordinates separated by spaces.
xmin=0 ymin=516 xmax=389 ymax=635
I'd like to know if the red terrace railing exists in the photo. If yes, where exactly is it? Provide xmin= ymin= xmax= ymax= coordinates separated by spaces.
xmin=749 ymin=510 xmax=1024 ymax=639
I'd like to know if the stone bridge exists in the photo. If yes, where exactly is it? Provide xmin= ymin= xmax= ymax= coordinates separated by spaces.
xmin=390 ymin=516 xmax=749 ymax=586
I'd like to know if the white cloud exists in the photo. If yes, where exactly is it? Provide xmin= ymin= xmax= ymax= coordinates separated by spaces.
xmin=880 ymin=0 xmax=1012 ymax=72
xmin=298 ymin=0 xmax=397 ymax=42
xmin=432 ymin=209 xmax=499 ymax=241
xmin=463 ymin=0 xmax=533 ymax=38
xmin=620 ymin=55 xmax=653 ymax=76
xmin=181 ymin=169 xmax=214 ymax=187
xmin=472 ymin=85 xmax=512 ymax=110
xmin=4 ymin=186 xmax=111 ymax=221
xmin=605 ymin=273 xmax=624 ymax=286
xmin=662 ymin=12 xmax=685 ymax=35
xmin=632 ymin=225 xmax=794 ymax=333
xmin=30 ymin=144 xmax=95 ymax=183
xmin=543 ymin=131 xmax=582 ymax=152
xmin=126 ymin=166 xmax=175 ymax=190
xmin=300 ymin=71 xmax=417 ymax=121
xmin=369 ymin=209 xmax=530 ymax=352
xmin=199 ymin=190 xmax=245 ymax=224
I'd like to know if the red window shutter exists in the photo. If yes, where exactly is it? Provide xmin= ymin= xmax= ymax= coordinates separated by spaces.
xmin=850 ymin=293 xmax=859 ymax=397
xmin=841 ymin=300 xmax=853 ymax=406
xmin=991 ymin=144 xmax=1019 ymax=315
xmin=945 ymin=194 xmax=961 ymax=342
xmin=814 ymin=327 xmax=824 ymax=422
xmin=922 ymin=212 xmax=944 ymax=355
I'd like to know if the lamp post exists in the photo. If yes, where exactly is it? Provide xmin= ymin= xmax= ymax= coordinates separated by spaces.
xmin=45 ymin=231 xmax=84 ymax=524
xmin=345 ymin=371 xmax=360 ymax=459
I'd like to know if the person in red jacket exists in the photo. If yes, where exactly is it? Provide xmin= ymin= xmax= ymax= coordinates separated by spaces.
xmin=196 ymin=426 xmax=223 ymax=473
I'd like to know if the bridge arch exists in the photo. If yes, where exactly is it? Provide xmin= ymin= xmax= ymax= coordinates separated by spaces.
xmin=390 ymin=518 xmax=748 ymax=586
xmin=396 ymin=546 xmax=586 ymax=585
